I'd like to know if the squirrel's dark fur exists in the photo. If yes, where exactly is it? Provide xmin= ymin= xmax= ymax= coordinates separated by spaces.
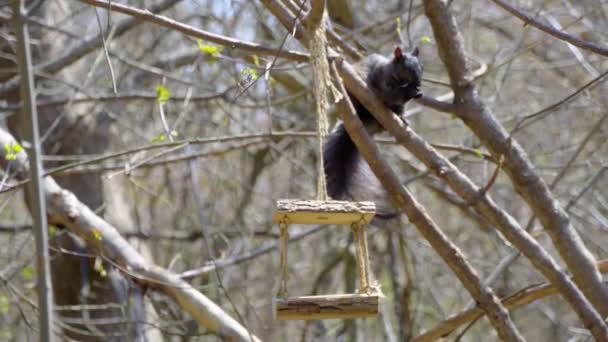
xmin=323 ymin=47 xmax=423 ymax=216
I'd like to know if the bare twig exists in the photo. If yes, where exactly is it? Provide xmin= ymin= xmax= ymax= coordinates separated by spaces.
xmin=180 ymin=226 xmax=324 ymax=280
xmin=78 ymin=0 xmax=309 ymax=62
xmin=94 ymin=8 xmax=117 ymax=94
xmin=511 ymin=69 xmax=608 ymax=135
xmin=478 ymin=154 xmax=504 ymax=197
xmin=413 ymin=259 xmax=608 ymax=341
xmin=0 ymin=91 xmax=230 ymax=111
xmin=0 ymin=131 xmax=317 ymax=194
xmin=0 ymin=0 xmax=182 ymax=97
xmin=489 ymin=0 xmax=608 ymax=57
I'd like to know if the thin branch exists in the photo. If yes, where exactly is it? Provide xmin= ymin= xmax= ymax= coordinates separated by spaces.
xmin=11 ymin=1 xmax=54 ymax=339
xmin=489 ymin=0 xmax=608 ymax=57
xmin=78 ymin=0 xmax=309 ymax=62
xmin=0 ymin=131 xmax=317 ymax=194
xmin=180 ymin=226 xmax=324 ymax=280
xmin=413 ymin=259 xmax=608 ymax=342
xmin=0 ymin=0 xmax=182 ymax=97
xmin=415 ymin=94 xmax=456 ymax=113
xmin=0 ymin=91 xmax=229 ymax=111
xmin=478 ymin=155 xmax=504 ymax=197
xmin=94 ymin=7 xmax=117 ymax=94
xmin=510 ymin=69 xmax=608 ymax=135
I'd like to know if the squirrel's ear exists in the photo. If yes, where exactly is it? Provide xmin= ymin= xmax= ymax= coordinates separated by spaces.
xmin=393 ymin=47 xmax=403 ymax=60
xmin=412 ymin=46 xmax=420 ymax=57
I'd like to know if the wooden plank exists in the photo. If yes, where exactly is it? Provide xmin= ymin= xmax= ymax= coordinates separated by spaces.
xmin=274 ymin=293 xmax=379 ymax=320
xmin=272 ymin=200 xmax=376 ymax=225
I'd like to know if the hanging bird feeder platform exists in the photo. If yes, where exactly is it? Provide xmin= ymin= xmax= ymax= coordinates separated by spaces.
xmin=273 ymin=199 xmax=379 ymax=320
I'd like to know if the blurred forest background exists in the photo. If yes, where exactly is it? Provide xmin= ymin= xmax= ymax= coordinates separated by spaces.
xmin=0 ymin=0 xmax=607 ymax=341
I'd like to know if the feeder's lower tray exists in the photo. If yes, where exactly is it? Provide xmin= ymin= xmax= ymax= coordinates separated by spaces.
xmin=274 ymin=293 xmax=379 ymax=320
xmin=273 ymin=200 xmax=376 ymax=225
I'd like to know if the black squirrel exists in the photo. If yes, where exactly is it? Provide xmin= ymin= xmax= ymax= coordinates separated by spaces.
xmin=323 ymin=47 xmax=423 ymax=217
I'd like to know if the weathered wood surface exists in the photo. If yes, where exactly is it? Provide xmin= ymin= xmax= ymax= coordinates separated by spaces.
xmin=274 ymin=293 xmax=379 ymax=320
xmin=272 ymin=200 xmax=376 ymax=225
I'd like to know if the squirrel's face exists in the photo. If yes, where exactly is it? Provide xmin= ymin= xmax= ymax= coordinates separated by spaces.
xmin=391 ymin=47 xmax=423 ymax=99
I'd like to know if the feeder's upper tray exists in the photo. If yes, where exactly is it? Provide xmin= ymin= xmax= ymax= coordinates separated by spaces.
xmin=273 ymin=200 xmax=376 ymax=225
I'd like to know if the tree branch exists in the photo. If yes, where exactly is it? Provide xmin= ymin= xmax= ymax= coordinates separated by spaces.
xmin=489 ymin=0 xmax=608 ymax=57
xmin=335 ymin=57 xmax=608 ymax=339
xmin=329 ymin=61 xmax=524 ymax=342
xmin=413 ymin=259 xmax=608 ymax=341
xmin=424 ymin=0 xmax=608 ymax=320
xmin=77 ymin=0 xmax=309 ymax=62
xmin=261 ymin=0 xmax=608 ymax=338
xmin=0 ymin=0 xmax=182 ymax=97
xmin=0 ymin=128 xmax=260 ymax=342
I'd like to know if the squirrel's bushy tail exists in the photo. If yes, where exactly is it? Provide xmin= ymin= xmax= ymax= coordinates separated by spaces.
xmin=323 ymin=124 xmax=358 ymax=199
xmin=323 ymin=124 xmax=399 ymax=220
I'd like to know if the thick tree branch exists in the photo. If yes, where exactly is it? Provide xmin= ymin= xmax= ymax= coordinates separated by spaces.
xmin=304 ymin=0 xmax=325 ymax=29
xmin=260 ymin=0 xmax=608 ymax=338
xmin=0 ymin=128 xmax=260 ymax=342
xmin=424 ymin=0 xmax=608 ymax=319
xmin=330 ymin=62 xmax=524 ymax=342
xmin=335 ymin=58 xmax=608 ymax=340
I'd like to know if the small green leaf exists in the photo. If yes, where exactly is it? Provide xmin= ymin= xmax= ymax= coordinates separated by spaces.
xmin=420 ymin=36 xmax=432 ymax=45
xmin=94 ymin=257 xmax=107 ymax=278
xmin=252 ymin=55 xmax=260 ymax=67
xmin=11 ymin=143 xmax=22 ymax=154
xmin=3 ymin=143 xmax=18 ymax=161
xmin=197 ymin=40 xmax=223 ymax=63
xmin=151 ymin=134 xmax=166 ymax=143
xmin=473 ymin=149 xmax=483 ymax=158
xmin=21 ymin=267 xmax=33 ymax=281
xmin=0 ymin=295 xmax=8 ymax=314
xmin=395 ymin=17 xmax=402 ymax=37
xmin=92 ymin=229 xmax=102 ymax=241
xmin=156 ymin=85 xmax=171 ymax=105
xmin=48 ymin=225 xmax=57 ymax=237
xmin=241 ymin=68 xmax=259 ymax=81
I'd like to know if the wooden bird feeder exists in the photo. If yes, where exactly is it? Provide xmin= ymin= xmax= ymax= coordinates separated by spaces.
xmin=272 ymin=199 xmax=379 ymax=320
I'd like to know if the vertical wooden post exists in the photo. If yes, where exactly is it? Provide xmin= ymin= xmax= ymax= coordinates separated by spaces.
xmin=351 ymin=222 xmax=370 ymax=293
xmin=277 ymin=221 xmax=290 ymax=298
